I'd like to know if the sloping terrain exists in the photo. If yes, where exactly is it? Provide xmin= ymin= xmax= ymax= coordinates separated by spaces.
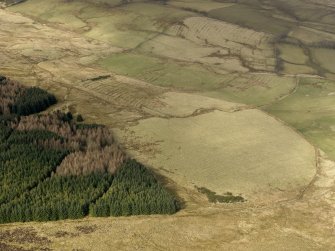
xmin=116 ymin=104 xmax=316 ymax=201
xmin=0 ymin=0 xmax=335 ymax=250
xmin=8 ymin=0 xmax=335 ymax=158
xmin=0 ymin=77 xmax=178 ymax=224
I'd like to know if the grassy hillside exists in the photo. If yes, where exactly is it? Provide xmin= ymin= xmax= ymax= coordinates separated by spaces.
xmin=8 ymin=0 xmax=335 ymax=163
xmin=1 ymin=2 xmax=335 ymax=249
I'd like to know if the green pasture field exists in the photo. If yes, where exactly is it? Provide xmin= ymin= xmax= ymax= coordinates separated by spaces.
xmin=265 ymin=77 xmax=335 ymax=160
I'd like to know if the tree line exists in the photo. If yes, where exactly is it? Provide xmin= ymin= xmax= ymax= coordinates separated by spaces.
xmin=0 ymin=173 xmax=113 ymax=223
xmin=0 ymin=118 xmax=178 ymax=223
xmin=0 ymin=157 xmax=179 ymax=223
xmin=0 ymin=77 xmax=56 ymax=116
xmin=11 ymin=87 xmax=57 ymax=115
xmin=0 ymin=76 xmax=179 ymax=224
xmin=0 ymin=130 xmax=68 ymax=205
xmin=91 ymin=159 xmax=179 ymax=217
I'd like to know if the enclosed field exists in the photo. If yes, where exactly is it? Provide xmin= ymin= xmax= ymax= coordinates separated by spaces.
xmin=99 ymin=52 xmax=229 ymax=90
xmin=115 ymin=106 xmax=316 ymax=201
xmin=265 ymin=78 xmax=335 ymax=160
xmin=282 ymin=63 xmax=317 ymax=75
xmin=311 ymin=48 xmax=335 ymax=74
xmin=278 ymin=44 xmax=309 ymax=65
xmin=10 ymin=0 xmax=195 ymax=48
xmin=203 ymin=73 xmax=297 ymax=106
xmin=168 ymin=0 xmax=234 ymax=13
xmin=167 ymin=16 xmax=275 ymax=72
xmin=208 ymin=5 xmax=294 ymax=35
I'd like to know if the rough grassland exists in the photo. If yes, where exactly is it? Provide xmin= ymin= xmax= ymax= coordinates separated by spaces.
xmin=282 ymin=63 xmax=317 ymax=75
xmin=99 ymin=52 xmax=227 ymax=90
xmin=11 ymin=0 xmax=195 ymax=48
xmin=278 ymin=44 xmax=309 ymax=65
xmin=169 ymin=0 xmax=234 ymax=12
xmin=115 ymin=108 xmax=316 ymax=201
xmin=289 ymin=26 xmax=335 ymax=44
xmin=311 ymin=48 xmax=335 ymax=74
xmin=265 ymin=77 xmax=335 ymax=160
xmin=100 ymin=53 xmax=296 ymax=106
xmin=1 ymin=1 xmax=335 ymax=249
xmin=166 ymin=16 xmax=274 ymax=72
xmin=147 ymin=92 xmax=243 ymax=117
xmin=208 ymin=5 xmax=294 ymax=35
xmin=202 ymin=73 xmax=297 ymax=106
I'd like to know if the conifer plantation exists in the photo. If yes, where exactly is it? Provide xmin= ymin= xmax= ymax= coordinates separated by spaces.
xmin=0 ymin=76 xmax=179 ymax=224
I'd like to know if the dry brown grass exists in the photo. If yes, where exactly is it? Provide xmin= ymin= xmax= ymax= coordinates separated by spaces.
xmin=0 ymin=6 xmax=334 ymax=251
xmin=114 ymin=108 xmax=316 ymax=201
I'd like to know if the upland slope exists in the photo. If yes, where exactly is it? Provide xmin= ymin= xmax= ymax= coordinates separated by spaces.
xmin=1 ymin=1 xmax=335 ymax=250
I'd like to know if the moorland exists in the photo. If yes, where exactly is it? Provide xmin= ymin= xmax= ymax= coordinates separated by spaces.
xmin=0 ymin=0 xmax=335 ymax=250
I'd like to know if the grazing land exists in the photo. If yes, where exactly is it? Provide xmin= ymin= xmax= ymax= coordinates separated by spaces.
xmin=0 ymin=0 xmax=335 ymax=250
xmin=115 ymin=108 xmax=315 ymax=201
